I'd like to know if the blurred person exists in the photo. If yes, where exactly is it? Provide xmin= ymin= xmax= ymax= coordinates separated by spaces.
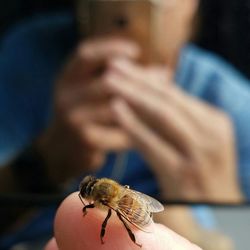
xmin=0 ymin=0 xmax=250 ymax=249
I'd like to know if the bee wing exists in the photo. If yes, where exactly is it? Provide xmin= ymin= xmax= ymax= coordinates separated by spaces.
xmin=116 ymin=188 xmax=164 ymax=232
xmin=129 ymin=189 xmax=164 ymax=213
xmin=118 ymin=209 xmax=152 ymax=233
xmin=117 ymin=195 xmax=152 ymax=232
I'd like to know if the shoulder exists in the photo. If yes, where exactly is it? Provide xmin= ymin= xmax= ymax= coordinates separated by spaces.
xmin=0 ymin=11 xmax=77 ymax=92
xmin=0 ymin=13 xmax=76 ymax=164
xmin=177 ymin=45 xmax=250 ymax=197
xmin=1 ymin=12 xmax=75 ymax=52
xmin=0 ymin=11 xmax=76 ymax=105
xmin=177 ymin=44 xmax=250 ymax=98
xmin=0 ymin=12 xmax=76 ymax=89
xmin=0 ymin=12 xmax=76 ymax=79
xmin=178 ymin=44 xmax=250 ymax=128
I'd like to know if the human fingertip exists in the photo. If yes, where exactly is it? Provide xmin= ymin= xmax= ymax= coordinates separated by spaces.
xmin=54 ymin=192 xmax=101 ymax=250
xmin=54 ymin=192 xmax=155 ymax=250
xmin=154 ymin=223 xmax=203 ymax=250
xmin=44 ymin=237 xmax=58 ymax=250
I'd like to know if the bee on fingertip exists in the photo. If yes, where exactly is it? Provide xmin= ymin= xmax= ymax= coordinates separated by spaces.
xmin=79 ymin=175 xmax=164 ymax=247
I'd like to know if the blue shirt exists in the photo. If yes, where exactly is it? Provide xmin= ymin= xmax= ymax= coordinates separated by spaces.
xmin=1 ymin=12 xmax=250 ymax=248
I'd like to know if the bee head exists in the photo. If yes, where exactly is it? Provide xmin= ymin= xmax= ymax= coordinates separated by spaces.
xmin=79 ymin=175 xmax=97 ymax=198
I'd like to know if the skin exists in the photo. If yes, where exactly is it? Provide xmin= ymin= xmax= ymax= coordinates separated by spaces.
xmin=44 ymin=192 xmax=202 ymax=250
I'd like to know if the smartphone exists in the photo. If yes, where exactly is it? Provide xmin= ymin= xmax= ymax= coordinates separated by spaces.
xmin=76 ymin=0 xmax=164 ymax=64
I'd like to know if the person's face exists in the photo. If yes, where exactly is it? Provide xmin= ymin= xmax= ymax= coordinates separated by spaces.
xmin=152 ymin=0 xmax=199 ymax=67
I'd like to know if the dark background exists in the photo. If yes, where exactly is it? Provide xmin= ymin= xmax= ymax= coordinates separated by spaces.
xmin=197 ymin=0 xmax=250 ymax=79
xmin=0 ymin=0 xmax=250 ymax=78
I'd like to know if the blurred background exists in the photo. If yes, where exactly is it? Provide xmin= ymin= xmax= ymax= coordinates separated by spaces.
xmin=0 ymin=0 xmax=250 ymax=249
xmin=213 ymin=207 xmax=250 ymax=250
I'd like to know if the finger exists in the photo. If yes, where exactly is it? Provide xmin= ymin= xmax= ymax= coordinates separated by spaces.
xmin=105 ymin=72 xmax=199 ymax=152
xmin=60 ymin=39 xmax=140 ymax=87
xmin=108 ymin=58 xmax=172 ymax=90
xmin=156 ymin=85 xmax=233 ymax=151
xmin=111 ymin=99 xmax=182 ymax=174
xmin=79 ymin=38 xmax=140 ymax=61
xmin=54 ymin=192 xmax=148 ymax=250
xmin=155 ymin=224 xmax=202 ymax=250
xmin=108 ymin=58 xmax=219 ymax=138
xmin=44 ymin=238 xmax=58 ymax=250
xmin=81 ymin=124 xmax=131 ymax=151
xmin=112 ymin=59 xmax=224 ymax=136
xmin=159 ymin=85 xmax=223 ymax=134
xmin=54 ymin=192 xmax=201 ymax=250
xmin=59 ymin=79 xmax=110 ymax=108
xmin=66 ymin=104 xmax=116 ymax=127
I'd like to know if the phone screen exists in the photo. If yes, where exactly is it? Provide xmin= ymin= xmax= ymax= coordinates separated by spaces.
xmin=76 ymin=0 xmax=163 ymax=63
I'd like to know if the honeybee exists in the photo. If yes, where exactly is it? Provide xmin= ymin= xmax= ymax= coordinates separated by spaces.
xmin=79 ymin=175 xmax=164 ymax=247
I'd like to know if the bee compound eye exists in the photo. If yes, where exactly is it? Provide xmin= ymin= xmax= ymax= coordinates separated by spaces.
xmin=79 ymin=176 xmax=94 ymax=196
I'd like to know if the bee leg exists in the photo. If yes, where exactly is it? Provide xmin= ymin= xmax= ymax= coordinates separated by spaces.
xmin=82 ymin=203 xmax=95 ymax=217
xmin=78 ymin=193 xmax=86 ymax=206
xmin=100 ymin=208 xmax=112 ymax=244
xmin=116 ymin=212 xmax=142 ymax=248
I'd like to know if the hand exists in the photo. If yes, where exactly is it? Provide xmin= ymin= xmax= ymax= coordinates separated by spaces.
xmin=104 ymin=58 xmax=244 ymax=202
xmin=44 ymin=192 xmax=201 ymax=250
xmin=37 ymin=40 xmax=139 ymax=185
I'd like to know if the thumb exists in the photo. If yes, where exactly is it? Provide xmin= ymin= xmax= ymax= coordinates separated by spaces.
xmin=46 ymin=192 xmax=201 ymax=250
xmin=44 ymin=238 xmax=58 ymax=250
